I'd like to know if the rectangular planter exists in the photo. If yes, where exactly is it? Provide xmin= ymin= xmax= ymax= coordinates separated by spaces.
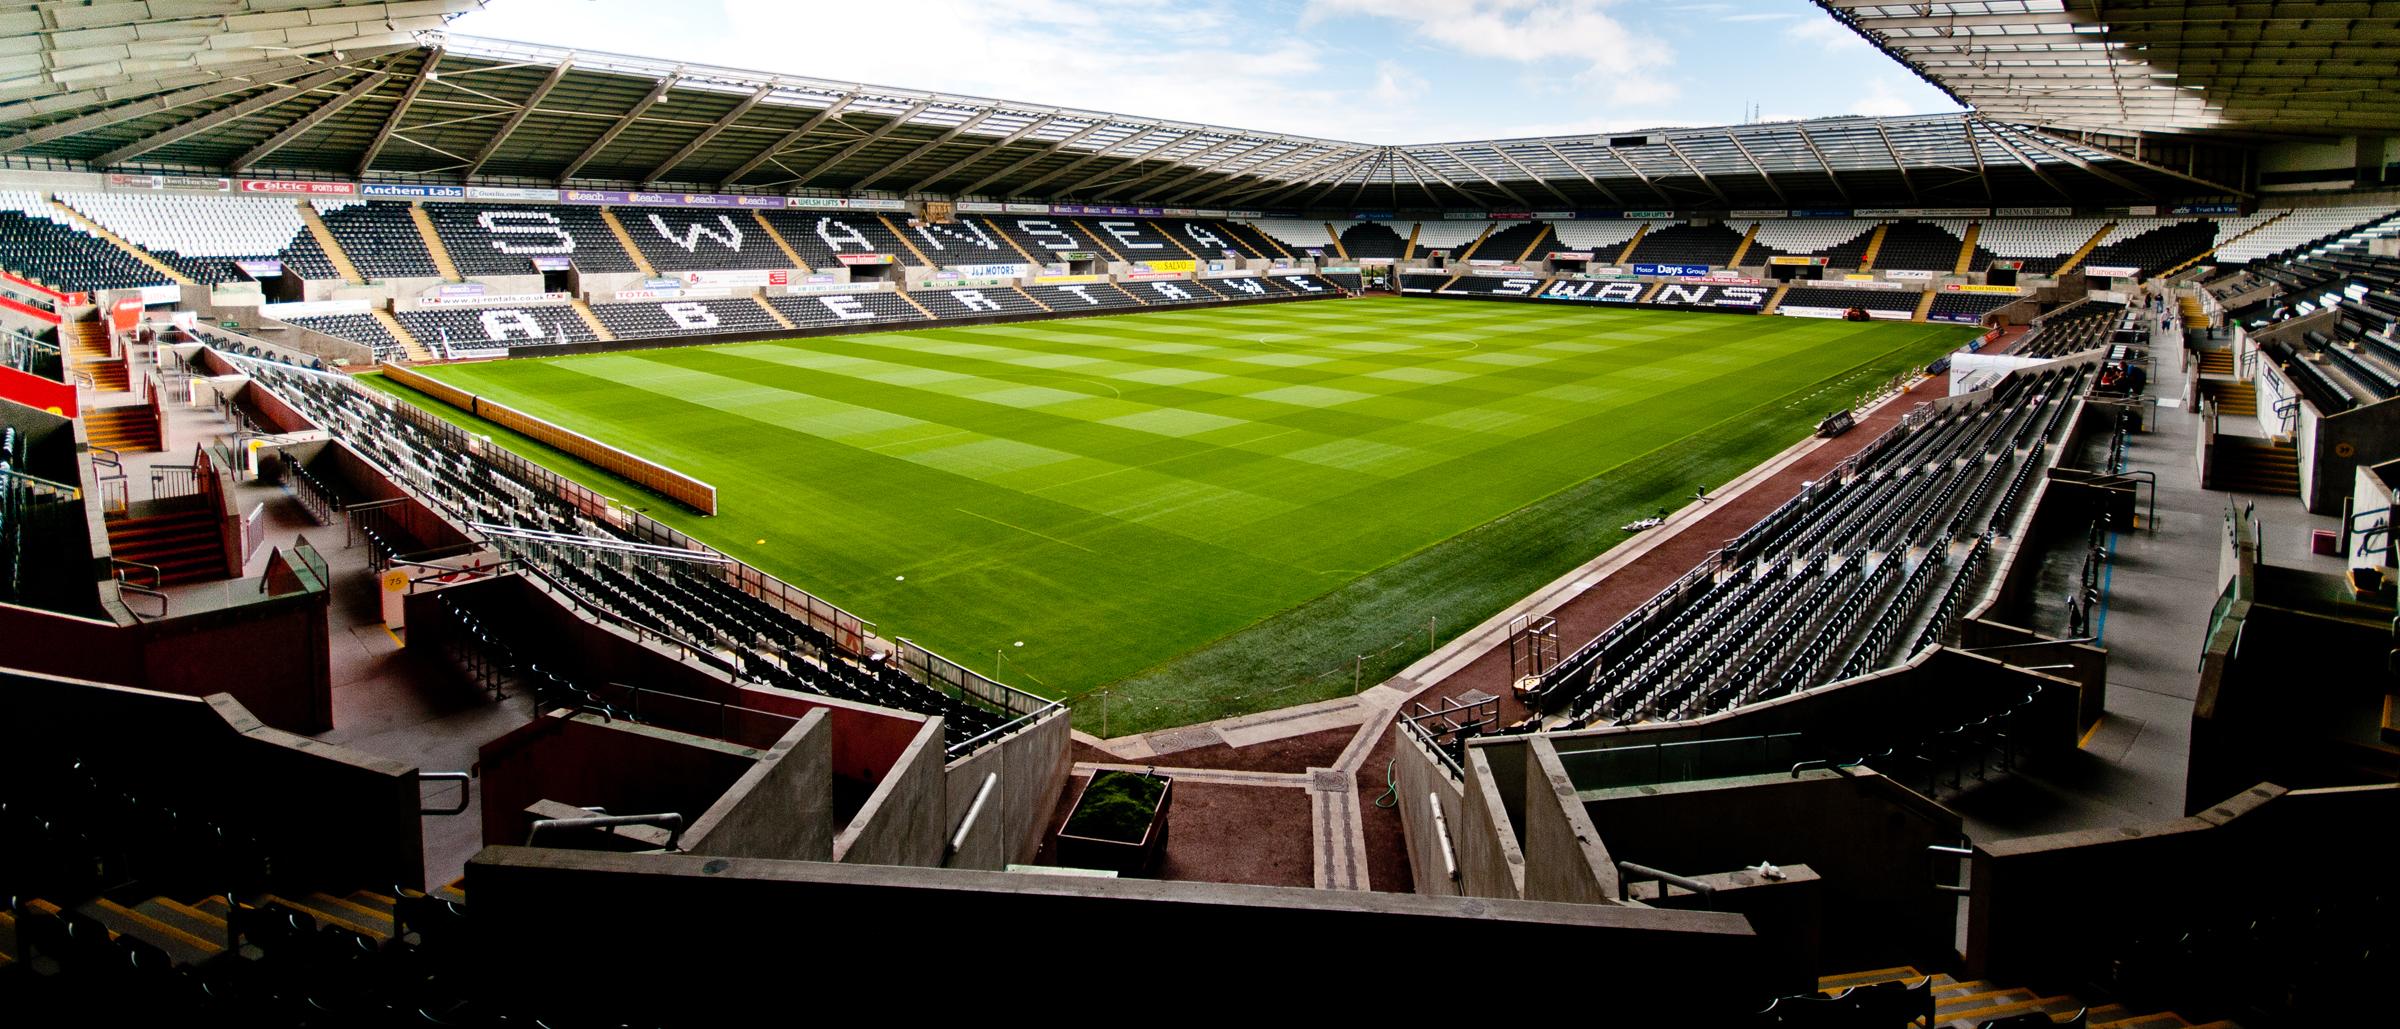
xmin=1053 ymin=772 xmax=1172 ymax=877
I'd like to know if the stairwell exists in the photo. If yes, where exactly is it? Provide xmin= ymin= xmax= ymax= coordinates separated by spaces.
xmin=2198 ymin=350 xmax=2235 ymax=377
xmin=2209 ymin=378 xmax=2256 ymax=414
xmin=1858 ymin=222 xmax=1891 ymax=271
xmin=1954 ymin=222 xmax=1981 ymax=275
xmin=1615 ymin=223 xmax=1650 ymax=266
xmin=568 ymin=300 xmax=616 ymax=341
xmin=1514 ymin=223 xmax=1555 ymax=263
xmin=596 ymin=209 xmax=658 ymax=277
xmin=80 ymin=405 xmax=159 ymax=451
xmin=2212 ymin=438 xmax=2300 ymax=496
xmin=372 ymin=309 xmax=432 ymax=362
xmin=49 ymin=199 xmax=194 ymax=286
xmin=2056 ymin=221 xmax=2118 ymax=276
xmin=752 ymin=294 xmax=794 ymax=330
xmin=106 ymin=503 xmax=224 ymax=584
xmin=65 ymin=322 xmax=127 ymax=391
xmin=1456 ymin=222 xmax=1497 ymax=262
xmin=295 ymin=201 xmax=365 ymax=284
xmin=1761 ymin=284 xmax=1791 ymax=314
xmin=1726 ymin=222 xmax=1760 ymax=267
xmin=1912 ymin=289 xmax=1937 ymax=323
xmin=752 ymin=210 xmax=814 ymax=271
xmin=407 ymin=204 xmax=463 ymax=282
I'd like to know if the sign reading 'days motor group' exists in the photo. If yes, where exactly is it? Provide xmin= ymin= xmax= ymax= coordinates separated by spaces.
xmin=1635 ymin=262 xmax=1709 ymax=277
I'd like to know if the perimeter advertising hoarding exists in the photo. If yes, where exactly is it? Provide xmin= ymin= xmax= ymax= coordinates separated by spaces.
xmin=681 ymin=269 xmax=790 ymax=288
xmin=1139 ymin=260 xmax=1197 ymax=274
xmin=1853 ymin=207 xmax=1989 ymax=218
xmin=1635 ymin=262 xmax=1709 ymax=277
xmin=467 ymin=186 xmax=561 ymax=202
xmin=836 ymin=254 xmax=896 ymax=265
xmin=364 ymin=183 xmax=466 ymax=199
xmin=1883 ymin=269 xmax=1936 ymax=281
xmin=1768 ymin=256 xmax=1828 ymax=266
xmin=2083 ymin=266 xmax=2141 ymax=278
xmin=1944 ymin=284 xmax=2024 ymax=295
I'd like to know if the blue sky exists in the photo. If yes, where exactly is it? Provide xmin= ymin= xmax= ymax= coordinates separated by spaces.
xmin=451 ymin=0 xmax=1962 ymax=144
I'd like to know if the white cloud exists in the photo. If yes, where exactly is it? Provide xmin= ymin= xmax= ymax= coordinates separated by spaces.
xmin=1848 ymin=78 xmax=1917 ymax=118
xmin=1370 ymin=60 xmax=1428 ymax=105
xmin=1787 ymin=17 xmax=1870 ymax=52
xmin=1308 ymin=0 xmax=1674 ymax=91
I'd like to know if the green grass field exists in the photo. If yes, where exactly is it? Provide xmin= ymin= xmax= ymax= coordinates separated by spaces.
xmin=367 ymin=297 xmax=1973 ymax=733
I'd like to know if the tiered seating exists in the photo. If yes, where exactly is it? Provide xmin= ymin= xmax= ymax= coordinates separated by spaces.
xmin=766 ymin=291 xmax=928 ymax=329
xmin=1164 ymin=218 xmax=1269 ymax=259
xmin=2219 ymin=205 xmax=2398 ymax=264
xmin=421 ymin=203 xmax=640 ymax=275
xmin=0 ymin=192 xmax=168 ymax=290
xmin=1113 ymin=279 xmax=1210 ymax=305
xmin=759 ymin=210 xmax=924 ymax=268
xmin=1962 ymin=218 xmax=2114 ymax=274
xmin=985 ymin=215 xmax=1092 ymax=258
xmin=1253 ymin=218 xmax=1336 ymax=252
xmin=1023 ymin=281 xmax=1145 ymax=311
xmin=1079 ymin=218 xmax=1188 ymax=260
xmin=2015 ymin=302 xmax=2122 ymax=359
xmin=1533 ymin=365 xmax=2090 ymax=734
xmin=277 ymin=314 xmax=401 ymax=360
xmin=1928 ymin=290 xmax=2021 ymax=324
xmin=1411 ymin=220 xmax=1490 ymax=257
xmin=1547 ymin=220 xmax=1649 ymax=259
xmin=588 ymin=298 xmax=781 ymax=340
xmin=901 ymin=218 xmax=1023 ymax=266
xmin=1435 ymin=275 xmax=1544 ymax=297
xmin=311 ymin=200 xmax=439 ymax=279
xmin=2262 ymin=338 xmax=2359 ymax=414
xmin=616 ymin=209 xmax=794 ymax=271
xmin=1191 ymin=276 xmax=1288 ymax=301
xmin=1777 ymin=286 xmax=1921 ymax=313
xmin=1745 ymin=219 xmax=1878 ymax=266
xmin=393 ymin=305 xmax=597 ymax=354
xmin=55 ymin=192 xmax=314 ymax=284
xmin=1874 ymin=221 xmax=1971 ymax=271
xmin=1338 ymin=222 xmax=1407 ymax=259
xmin=1626 ymin=223 xmax=1745 ymax=267
xmin=910 ymin=286 xmax=1044 ymax=318
xmin=232 ymin=359 xmax=1013 ymax=747
xmin=2081 ymin=218 xmax=2215 ymax=277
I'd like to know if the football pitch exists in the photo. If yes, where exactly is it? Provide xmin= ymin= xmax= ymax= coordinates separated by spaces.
xmin=367 ymin=297 xmax=1975 ymax=733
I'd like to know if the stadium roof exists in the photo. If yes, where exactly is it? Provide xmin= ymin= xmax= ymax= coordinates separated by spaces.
xmin=1817 ymin=0 xmax=2400 ymax=136
xmin=0 ymin=27 xmax=2244 ymax=207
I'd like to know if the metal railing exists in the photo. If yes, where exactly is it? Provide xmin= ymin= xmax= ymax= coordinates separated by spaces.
xmin=418 ymin=771 xmax=473 ymax=816
xmin=526 ymin=812 xmax=685 ymax=851
xmin=1618 ymin=861 xmax=1719 ymax=908
xmin=149 ymin=463 xmax=201 ymax=501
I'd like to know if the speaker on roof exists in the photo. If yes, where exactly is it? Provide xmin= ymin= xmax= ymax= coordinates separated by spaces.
xmin=1607 ymin=135 xmax=1657 ymax=148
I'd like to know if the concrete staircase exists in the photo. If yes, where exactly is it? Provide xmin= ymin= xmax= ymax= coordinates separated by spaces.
xmin=2057 ymin=222 xmax=2119 ymax=276
xmin=64 ymin=322 xmax=127 ymax=391
xmin=1955 ymin=222 xmax=1981 ymax=275
xmin=373 ymin=309 xmax=433 ymax=362
xmin=568 ymin=299 xmax=616 ymax=341
xmin=1514 ymin=223 xmax=1555 ymax=263
xmin=295 ymin=200 xmax=365 ymax=284
xmin=2213 ymin=439 xmax=2300 ymax=496
xmin=596 ymin=209 xmax=658 ymax=277
xmin=1913 ymin=289 xmax=1937 ymax=323
xmin=1456 ymin=222 xmax=1497 ymax=261
xmin=1403 ymin=221 xmax=1421 ymax=259
xmin=2209 ymin=378 xmax=2256 ymax=414
xmin=80 ymin=405 xmax=159 ymax=451
xmin=2198 ymin=350 xmax=2236 ymax=377
xmin=408 ymin=203 xmax=463 ymax=282
xmin=105 ymin=503 xmax=224 ymax=584
xmin=1726 ymin=222 xmax=1760 ymax=267
xmin=1859 ymin=222 xmax=1890 ymax=271
xmin=1816 ymin=966 xmax=2244 ymax=1029
xmin=1614 ymin=223 xmax=1648 ymax=265
xmin=1323 ymin=222 xmax=1349 ymax=259
xmin=753 ymin=210 xmax=814 ymax=271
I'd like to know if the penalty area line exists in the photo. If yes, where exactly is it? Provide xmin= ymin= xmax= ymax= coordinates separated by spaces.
xmin=954 ymin=508 xmax=1096 ymax=553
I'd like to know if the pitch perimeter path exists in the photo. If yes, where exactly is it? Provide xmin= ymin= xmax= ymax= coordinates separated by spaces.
xmin=1073 ymin=368 xmax=1953 ymax=891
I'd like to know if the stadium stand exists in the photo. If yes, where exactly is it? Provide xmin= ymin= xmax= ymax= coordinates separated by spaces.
xmin=1874 ymin=220 xmax=1974 ymax=271
xmin=1927 ymin=290 xmax=2023 ymax=324
xmin=2013 ymin=301 xmax=2124 ymax=359
xmin=1410 ymin=219 xmax=1490 ymax=257
xmin=311 ymin=201 xmax=439 ymax=279
xmin=765 ymin=290 xmax=928 ymax=328
xmin=986 ymin=215 xmax=1093 ymax=257
xmin=1746 ymin=219 xmax=1879 ymax=266
xmin=1547 ymin=219 xmax=1650 ymax=258
xmin=613 ymin=209 xmax=794 ymax=272
xmin=1777 ymin=285 xmax=1923 ymax=314
xmin=423 ymin=203 xmax=640 ymax=275
xmin=1082 ymin=218 xmax=1189 ymax=260
xmin=276 ymin=313 xmax=401 ymax=360
xmin=910 ymin=286 xmax=1044 ymax=318
xmin=758 ymin=210 xmax=924 ymax=268
xmin=588 ymin=298 xmax=782 ymax=339
xmin=2081 ymin=218 xmax=2217 ymax=276
xmin=1168 ymin=218 xmax=1269 ymax=259
xmin=395 ymin=305 xmax=598 ymax=354
xmin=1625 ymin=222 xmax=1746 ymax=267
xmin=0 ymin=192 xmax=172 ymax=290
xmin=1023 ymin=281 xmax=1146 ymax=310
xmin=1338 ymin=221 xmax=1408 ymax=259
xmin=1958 ymin=218 xmax=2115 ymax=274
xmin=903 ymin=217 xmax=1027 ymax=266
xmin=54 ymin=192 xmax=320 ymax=284
xmin=1253 ymin=217 xmax=1337 ymax=252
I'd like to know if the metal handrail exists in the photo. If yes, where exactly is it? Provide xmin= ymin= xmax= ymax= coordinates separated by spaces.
xmin=418 ymin=771 xmax=473 ymax=816
xmin=526 ymin=812 xmax=685 ymax=850
xmin=111 ymin=557 xmax=162 ymax=588
xmin=117 ymin=581 xmax=167 ymax=620
xmin=1618 ymin=861 xmax=1719 ymax=908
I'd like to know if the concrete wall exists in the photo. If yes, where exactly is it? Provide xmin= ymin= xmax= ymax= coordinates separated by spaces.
xmin=832 ymin=719 xmax=948 ymax=867
xmin=1967 ymin=783 xmax=2399 ymax=984
xmin=468 ymin=845 xmax=1769 ymax=1023
xmin=2311 ymin=400 xmax=2400 ymax=515
xmin=1583 ymin=769 xmax=1962 ymax=973
xmin=0 ymin=667 xmax=423 ymax=890
xmin=1459 ymin=747 xmax=1528 ymax=899
xmin=477 ymin=711 xmax=758 ymax=851
xmin=1519 ymin=738 xmax=1618 ymax=904
xmin=0 ymin=574 xmax=333 ymax=732
xmin=1390 ymin=722 xmax=1469 ymax=896
xmin=938 ymin=705 xmax=1071 ymax=869
xmin=679 ymin=710 xmax=834 ymax=862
